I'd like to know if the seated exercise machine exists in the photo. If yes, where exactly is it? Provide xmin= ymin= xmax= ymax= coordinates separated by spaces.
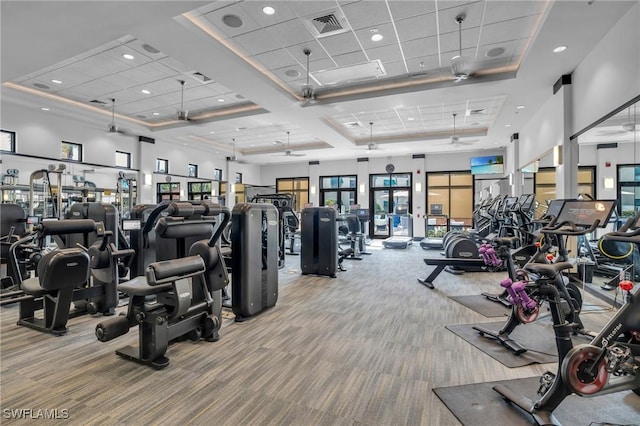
xmin=493 ymin=211 xmax=640 ymax=425
xmin=474 ymin=200 xmax=616 ymax=356
xmin=95 ymin=202 xmax=230 ymax=369
xmin=10 ymin=219 xmax=132 ymax=335
xmin=1 ymin=203 xmax=29 ymax=291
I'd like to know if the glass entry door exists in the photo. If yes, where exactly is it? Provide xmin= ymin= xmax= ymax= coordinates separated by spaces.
xmin=370 ymin=173 xmax=412 ymax=238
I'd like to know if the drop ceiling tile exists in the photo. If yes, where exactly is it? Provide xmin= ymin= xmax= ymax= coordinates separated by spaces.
xmin=33 ymin=68 xmax=96 ymax=91
xmin=380 ymin=60 xmax=407 ymax=77
xmin=239 ymin=1 xmax=298 ymax=27
xmin=71 ymin=55 xmax=131 ymax=79
xmin=254 ymin=48 xmax=298 ymax=69
xmin=317 ymin=32 xmax=363 ymax=56
xmin=332 ymin=51 xmax=368 ymax=67
xmin=59 ymin=78 xmax=123 ymax=100
xmin=439 ymin=28 xmax=481 ymax=56
xmin=355 ymin=23 xmax=399 ymax=49
xmin=288 ymin=1 xmax=340 ymax=17
xmin=395 ymin=13 xmax=439 ymax=42
xmin=437 ymin=2 xmax=485 ymax=33
xmin=232 ymin=29 xmax=280 ymax=56
xmin=340 ymin=1 xmax=392 ymax=30
xmin=194 ymin=2 xmax=239 ymax=16
xmin=476 ymin=40 xmax=518 ymax=62
xmin=203 ymin=3 xmax=262 ymax=38
xmin=365 ymin=43 xmax=404 ymax=64
xmin=104 ymin=44 xmax=154 ymax=67
xmin=158 ymin=57 xmax=191 ymax=74
xmin=285 ymin=40 xmax=331 ymax=65
xmin=310 ymin=58 xmax=339 ymax=73
xmin=483 ymin=0 xmax=546 ymax=24
xmin=388 ymin=1 xmax=436 ymax=20
xmin=117 ymin=61 xmax=179 ymax=86
xmin=272 ymin=64 xmax=306 ymax=82
xmin=127 ymin=40 xmax=168 ymax=60
xmin=401 ymin=37 xmax=439 ymax=61
xmin=405 ymin=54 xmax=441 ymax=73
xmin=479 ymin=16 xmax=535 ymax=46
xmin=263 ymin=18 xmax=316 ymax=47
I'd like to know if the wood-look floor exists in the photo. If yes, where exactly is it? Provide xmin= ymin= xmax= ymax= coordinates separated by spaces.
xmin=0 ymin=242 xmax=620 ymax=425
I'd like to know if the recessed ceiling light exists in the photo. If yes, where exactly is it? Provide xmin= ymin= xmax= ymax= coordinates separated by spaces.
xmin=516 ymin=105 xmax=525 ymax=109
xmin=152 ymin=112 xmax=160 ymax=116
xmin=553 ymin=45 xmax=567 ymax=53
xmin=40 ymin=107 xmax=50 ymax=111
xmin=407 ymin=117 xmax=415 ymax=121
xmin=262 ymin=6 xmax=275 ymax=15
xmin=123 ymin=54 xmax=135 ymax=60
xmin=51 ymin=79 xmax=62 ymax=84
xmin=217 ymin=98 xmax=225 ymax=102
xmin=371 ymin=33 xmax=383 ymax=42
xmin=141 ymin=89 xmax=151 ymax=94
xmin=504 ymin=124 xmax=512 ymax=127
xmin=209 ymin=131 xmax=215 ymax=134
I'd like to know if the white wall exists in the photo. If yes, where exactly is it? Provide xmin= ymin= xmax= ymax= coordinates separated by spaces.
xmin=518 ymin=90 xmax=565 ymax=169
xmin=1 ymin=100 xmax=262 ymax=205
xmin=572 ymin=2 xmax=640 ymax=135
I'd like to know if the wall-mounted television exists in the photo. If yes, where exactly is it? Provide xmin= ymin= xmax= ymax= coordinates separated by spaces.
xmin=521 ymin=160 xmax=540 ymax=173
xmin=470 ymin=155 xmax=505 ymax=175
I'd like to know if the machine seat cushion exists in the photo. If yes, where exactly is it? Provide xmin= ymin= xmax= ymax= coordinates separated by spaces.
xmin=493 ymin=236 xmax=519 ymax=247
xmin=524 ymin=262 xmax=573 ymax=276
xmin=117 ymin=276 xmax=173 ymax=296
xmin=21 ymin=277 xmax=50 ymax=297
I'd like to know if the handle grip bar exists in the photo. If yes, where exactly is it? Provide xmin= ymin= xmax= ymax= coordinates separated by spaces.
xmin=540 ymin=219 xmax=600 ymax=236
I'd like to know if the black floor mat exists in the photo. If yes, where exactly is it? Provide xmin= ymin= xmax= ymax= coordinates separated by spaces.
xmin=449 ymin=295 xmax=511 ymax=318
xmin=446 ymin=321 xmax=558 ymax=367
xmin=433 ymin=376 xmax=640 ymax=426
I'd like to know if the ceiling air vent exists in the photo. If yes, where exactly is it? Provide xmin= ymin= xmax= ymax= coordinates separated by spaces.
xmin=345 ymin=122 xmax=362 ymax=128
xmin=312 ymin=60 xmax=386 ymax=86
xmin=184 ymin=70 xmax=214 ymax=85
xmin=305 ymin=9 xmax=350 ymax=38
xmin=466 ymin=109 xmax=485 ymax=116
xmin=89 ymin=99 xmax=108 ymax=107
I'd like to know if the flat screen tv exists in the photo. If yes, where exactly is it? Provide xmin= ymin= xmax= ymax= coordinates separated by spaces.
xmin=470 ymin=155 xmax=504 ymax=175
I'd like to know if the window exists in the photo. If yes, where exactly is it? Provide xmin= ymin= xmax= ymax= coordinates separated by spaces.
xmin=188 ymin=181 xmax=213 ymax=200
xmin=618 ymin=164 xmax=640 ymax=219
xmin=1 ymin=130 xmax=15 ymax=152
xmin=156 ymin=158 xmax=168 ymax=174
xmin=276 ymin=177 xmax=309 ymax=211
xmin=321 ymin=175 xmax=357 ymax=213
xmin=115 ymin=151 xmax=131 ymax=168
xmin=214 ymin=168 xmax=223 ymax=181
xmin=426 ymin=172 xmax=473 ymax=233
xmin=188 ymin=164 xmax=198 ymax=178
xmin=157 ymin=182 xmax=180 ymax=203
xmin=235 ymin=172 xmax=243 ymax=184
xmin=61 ymin=141 xmax=82 ymax=161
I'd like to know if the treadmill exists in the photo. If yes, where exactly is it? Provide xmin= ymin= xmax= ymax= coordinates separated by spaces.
xmin=420 ymin=203 xmax=446 ymax=250
xmin=382 ymin=204 xmax=413 ymax=249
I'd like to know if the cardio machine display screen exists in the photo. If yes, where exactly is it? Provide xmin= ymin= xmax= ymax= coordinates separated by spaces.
xmin=555 ymin=200 xmax=615 ymax=228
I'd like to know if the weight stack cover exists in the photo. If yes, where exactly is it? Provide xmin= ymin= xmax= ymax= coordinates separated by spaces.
xmin=300 ymin=207 xmax=338 ymax=277
xmin=231 ymin=203 xmax=279 ymax=318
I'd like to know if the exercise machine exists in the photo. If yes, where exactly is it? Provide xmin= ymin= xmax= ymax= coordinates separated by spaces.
xmin=493 ymin=210 xmax=640 ymax=425
xmin=301 ymin=207 xmax=338 ymax=277
xmin=95 ymin=202 xmax=230 ymax=369
xmin=474 ymin=200 xmax=616 ymax=356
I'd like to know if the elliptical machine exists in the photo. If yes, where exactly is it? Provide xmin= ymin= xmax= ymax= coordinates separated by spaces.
xmin=494 ymin=210 xmax=640 ymax=425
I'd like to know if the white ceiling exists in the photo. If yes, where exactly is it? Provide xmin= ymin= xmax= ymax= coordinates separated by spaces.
xmin=1 ymin=0 xmax=637 ymax=165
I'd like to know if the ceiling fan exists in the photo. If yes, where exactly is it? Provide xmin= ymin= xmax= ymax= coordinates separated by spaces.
xmin=358 ymin=122 xmax=382 ymax=153
xmin=451 ymin=14 xmax=474 ymax=82
xmin=301 ymin=49 xmax=317 ymax=105
xmin=278 ymin=131 xmax=306 ymax=157
xmin=437 ymin=113 xmax=478 ymax=146
xmin=107 ymin=98 xmax=133 ymax=136
xmin=177 ymin=79 xmax=189 ymax=121
xmin=227 ymin=138 xmax=248 ymax=164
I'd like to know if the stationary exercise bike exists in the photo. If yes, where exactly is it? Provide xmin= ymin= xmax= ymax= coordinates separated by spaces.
xmin=493 ymin=208 xmax=640 ymax=425
xmin=473 ymin=200 xmax=607 ymax=356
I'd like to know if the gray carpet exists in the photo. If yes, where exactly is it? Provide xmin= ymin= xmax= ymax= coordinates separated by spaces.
xmin=449 ymin=295 xmax=511 ymax=318
xmin=446 ymin=321 xmax=558 ymax=367
xmin=433 ymin=376 xmax=640 ymax=426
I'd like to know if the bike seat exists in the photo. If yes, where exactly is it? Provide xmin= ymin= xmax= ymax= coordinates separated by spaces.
xmin=524 ymin=262 xmax=573 ymax=277
xmin=493 ymin=237 xmax=519 ymax=247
